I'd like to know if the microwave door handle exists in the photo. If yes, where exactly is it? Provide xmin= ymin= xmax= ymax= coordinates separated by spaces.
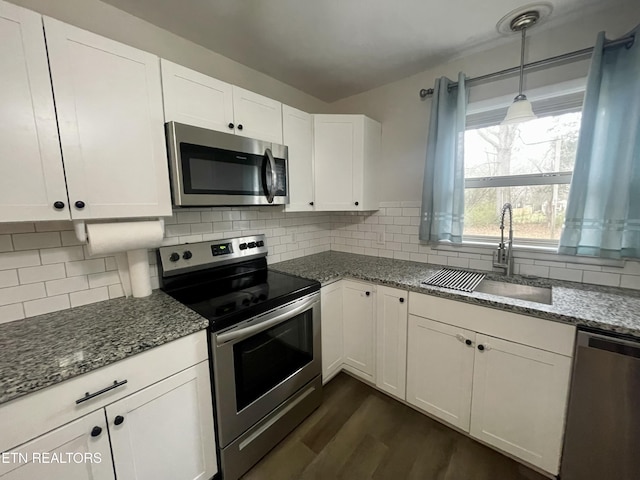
xmin=264 ymin=148 xmax=276 ymax=204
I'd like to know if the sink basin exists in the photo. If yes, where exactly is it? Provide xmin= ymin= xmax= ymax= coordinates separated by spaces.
xmin=474 ymin=280 xmax=552 ymax=305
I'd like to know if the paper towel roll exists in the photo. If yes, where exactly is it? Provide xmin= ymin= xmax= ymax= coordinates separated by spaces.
xmin=86 ymin=221 xmax=164 ymax=256
xmin=127 ymin=249 xmax=152 ymax=298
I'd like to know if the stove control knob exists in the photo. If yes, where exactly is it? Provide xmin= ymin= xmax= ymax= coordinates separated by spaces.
xmin=256 ymin=240 xmax=265 ymax=247
xmin=239 ymin=243 xmax=248 ymax=250
xmin=242 ymin=299 xmax=250 ymax=306
xmin=248 ymin=242 xmax=257 ymax=248
xmin=169 ymin=253 xmax=180 ymax=262
xmin=182 ymin=251 xmax=193 ymax=260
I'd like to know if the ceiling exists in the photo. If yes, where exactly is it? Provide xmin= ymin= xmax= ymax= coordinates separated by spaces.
xmin=101 ymin=0 xmax=622 ymax=102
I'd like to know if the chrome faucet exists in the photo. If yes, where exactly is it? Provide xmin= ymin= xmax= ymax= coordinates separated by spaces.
xmin=493 ymin=203 xmax=514 ymax=276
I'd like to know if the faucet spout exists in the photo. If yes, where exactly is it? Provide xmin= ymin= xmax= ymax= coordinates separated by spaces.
xmin=494 ymin=203 xmax=514 ymax=276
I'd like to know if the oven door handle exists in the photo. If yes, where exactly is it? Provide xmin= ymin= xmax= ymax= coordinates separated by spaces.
xmin=216 ymin=296 xmax=317 ymax=345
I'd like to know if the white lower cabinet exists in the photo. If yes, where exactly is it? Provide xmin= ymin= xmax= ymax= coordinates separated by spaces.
xmin=320 ymin=282 xmax=344 ymax=383
xmin=375 ymin=286 xmax=408 ymax=400
xmin=342 ymin=281 xmax=376 ymax=382
xmin=406 ymin=316 xmax=475 ymax=431
xmin=0 ymin=410 xmax=113 ymax=480
xmin=470 ymin=334 xmax=572 ymax=474
xmin=108 ymin=361 xmax=217 ymax=480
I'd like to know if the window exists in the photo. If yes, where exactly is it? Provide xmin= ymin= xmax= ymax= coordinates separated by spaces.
xmin=463 ymin=105 xmax=582 ymax=246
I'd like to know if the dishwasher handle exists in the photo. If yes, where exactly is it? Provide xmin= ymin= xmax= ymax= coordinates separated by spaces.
xmin=578 ymin=330 xmax=640 ymax=359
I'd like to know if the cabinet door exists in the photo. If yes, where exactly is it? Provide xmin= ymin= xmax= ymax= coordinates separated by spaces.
xmin=44 ymin=17 xmax=171 ymax=220
xmin=342 ymin=281 xmax=375 ymax=381
xmin=232 ymin=86 xmax=283 ymax=144
xmin=161 ymin=60 xmax=234 ymax=133
xmin=470 ymin=334 xmax=572 ymax=474
xmin=375 ymin=286 xmax=408 ymax=400
xmin=283 ymin=105 xmax=314 ymax=212
xmin=313 ymin=115 xmax=363 ymax=211
xmin=320 ymin=281 xmax=343 ymax=383
xmin=0 ymin=2 xmax=69 ymax=222
xmin=406 ymin=315 xmax=475 ymax=432
xmin=107 ymin=361 xmax=217 ymax=480
xmin=0 ymin=410 xmax=113 ymax=480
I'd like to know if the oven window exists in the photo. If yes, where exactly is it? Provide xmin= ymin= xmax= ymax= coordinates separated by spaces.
xmin=180 ymin=142 xmax=286 ymax=196
xmin=233 ymin=311 xmax=313 ymax=411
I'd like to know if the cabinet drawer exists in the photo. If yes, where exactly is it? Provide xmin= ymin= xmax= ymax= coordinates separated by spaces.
xmin=408 ymin=293 xmax=575 ymax=356
xmin=0 ymin=330 xmax=208 ymax=453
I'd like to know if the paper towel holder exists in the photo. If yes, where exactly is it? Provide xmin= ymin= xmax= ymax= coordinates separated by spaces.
xmin=74 ymin=219 xmax=166 ymax=244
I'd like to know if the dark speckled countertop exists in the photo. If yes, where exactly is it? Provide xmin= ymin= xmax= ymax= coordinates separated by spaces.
xmin=271 ymin=251 xmax=640 ymax=339
xmin=0 ymin=290 xmax=208 ymax=405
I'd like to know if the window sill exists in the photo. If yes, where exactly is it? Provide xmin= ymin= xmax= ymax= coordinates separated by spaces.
xmin=432 ymin=240 xmax=626 ymax=268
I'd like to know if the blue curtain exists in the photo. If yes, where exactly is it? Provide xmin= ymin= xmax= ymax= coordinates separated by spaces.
xmin=419 ymin=73 xmax=469 ymax=243
xmin=559 ymin=26 xmax=640 ymax=259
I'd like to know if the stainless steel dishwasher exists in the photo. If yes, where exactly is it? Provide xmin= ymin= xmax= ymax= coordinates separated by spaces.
xmin=561 ymin=329 xmax=640 ymax=480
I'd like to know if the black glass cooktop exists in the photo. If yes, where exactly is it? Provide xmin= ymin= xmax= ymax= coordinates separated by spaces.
xmin=160 ymin=258 xmax=319 ymax=332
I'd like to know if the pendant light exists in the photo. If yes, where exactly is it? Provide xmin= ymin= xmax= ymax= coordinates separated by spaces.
xmin=502 ymin=11 xmax=540 ymax=125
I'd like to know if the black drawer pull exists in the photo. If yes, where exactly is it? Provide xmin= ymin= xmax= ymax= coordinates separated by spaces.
xmin=90 ymin=426 xmax=102 ymax=437
xmin=76 ymin=379 xmax=128 ymax=404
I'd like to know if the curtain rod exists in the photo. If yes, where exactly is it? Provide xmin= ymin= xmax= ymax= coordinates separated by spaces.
xmin=419 ymin=34 xmax=635 ymax=98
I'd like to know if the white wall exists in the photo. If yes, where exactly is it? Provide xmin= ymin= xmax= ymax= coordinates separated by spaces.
xmin=9 ymin=0 xmax=329 ymax=113
xmin=329 ymin=3 xmax=640 ymax=202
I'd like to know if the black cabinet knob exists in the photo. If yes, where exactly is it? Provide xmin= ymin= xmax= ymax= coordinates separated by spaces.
xmin=309 ymin=202 xmax=314 ymax=206
xmin=114 ymin=415 xmax=125 ymax=426
xmin=354 ymin=201 xmax=359 ymax=206
xmin=237 ymin=124 xmax=243 ymax=131
xmin=182 ymin=251 xmax=193 ymax=260
xmin=90 ymin=426 xmax=102 ymax=437
xmin=53 ymin=201 xmax=65 ymax=210
xmin=228 ymin=123 xmax=234 ymax=129
xmin=169 ymin=253 xmax=180 ymax=262
xmin=477 ymin=344 xmax=485 ymax=351
xmin=399 ymin=297 xmax=405 ymax=303
xmin=465 ymin=339 xmax=472 ymax=346
xmin=74 ymin=201 xmax=85 ymax=209
xmin=365 ymin=291 xmax=370 ymax=296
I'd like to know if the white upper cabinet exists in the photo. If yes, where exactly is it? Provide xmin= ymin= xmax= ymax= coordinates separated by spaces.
xmin=283 ymin=105 xmax=314 ymax=212
xmin=375 ymin=286 xmax=408 ymax=401
xmin=161 ymin=59 xmax=235 ymax=134
xmin=232 ymin=86 xmax=283 ymax=144
xmin=313 ymin=114 xmax=380 ymax=212
xmin=44 ymin=17 xmax=171 ymax=220
xmin=0 ymin=1 xmax=69 ymax=222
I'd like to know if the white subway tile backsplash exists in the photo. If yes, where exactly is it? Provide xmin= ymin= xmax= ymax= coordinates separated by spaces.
xmin=108 ymin=284 xmax=124 ymax=299
xmin=23 ymin=294 xmax=70 ymax=317
xmin=0 ymin=283 xmax=46 ymax=306
xmin=0 ymin=223 xmax=35 ymax=234
xmin=61 ymin=230 xmax=84 ymax=246
xmin=70 ymin=287 xmax=109 ymax=308
xmin=0 ymin=270 xmax=19 ymax=289
xmin=12 ymin=232 xmax=61 ymax=251
xmin=41 ymin=246 xmax=84 ymax=265
xmin=0 ymin=235 xmax=12 ymax=253
xmin=0 ymin=250 xmax=41 ymax=270
xmin=583 ymin=271 xmax=620 ymax=287
xmin=18 ymin=264 xmax=66 ymax=284
xmin=88 ymin=271 xmax=121 ymax=288
xmin=0 ymin=303 xmax=25 ymax=323
xmin=46 ymin=276 xmax=89 ymax=296
xmin=176 ymin=211 xmax=201 ymax=224
xmin=621 ymin=275 xmax=640 ymax=290
xmin=519 ymin=264 xmax=550 ymax=278
xmin=34 ymin=221 xmax=74 ymax=233
xmin=66 ymin=259 xmax=105 ymax=277
xmin=549 ymin=267 xmax=583 ymax=282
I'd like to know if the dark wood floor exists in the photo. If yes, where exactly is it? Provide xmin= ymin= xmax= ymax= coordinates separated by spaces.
xmin=242 ymin=373 xmax=549 ymax=480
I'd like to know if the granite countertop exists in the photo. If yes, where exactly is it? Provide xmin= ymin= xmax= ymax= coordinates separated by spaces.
xmin=0 ymin=290 xmax=208 ymax=406
xmin=271 ymin=251 xmax=640 ymax=339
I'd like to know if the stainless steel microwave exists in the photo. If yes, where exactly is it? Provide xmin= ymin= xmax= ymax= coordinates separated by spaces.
xmin=166 ymin=122 xmax=289 ymax=206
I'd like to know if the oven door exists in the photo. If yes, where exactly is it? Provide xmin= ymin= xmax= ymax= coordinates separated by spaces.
xmin=212 ymin=292 xmax=320 ymax=447
xmin=166 ymin=121 xmax=288 ymax=206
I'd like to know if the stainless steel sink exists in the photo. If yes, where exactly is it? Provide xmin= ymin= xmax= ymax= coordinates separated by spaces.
xmin=474 ymin=279 xmax=552 ymax=305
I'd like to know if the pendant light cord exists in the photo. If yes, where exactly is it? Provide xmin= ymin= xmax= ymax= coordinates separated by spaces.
xmin=518 ymin=27 xmax=526 ymax=97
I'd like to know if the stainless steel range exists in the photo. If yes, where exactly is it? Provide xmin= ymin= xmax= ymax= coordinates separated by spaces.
xmin=158 ymin=235 xmax=322 ymax=480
